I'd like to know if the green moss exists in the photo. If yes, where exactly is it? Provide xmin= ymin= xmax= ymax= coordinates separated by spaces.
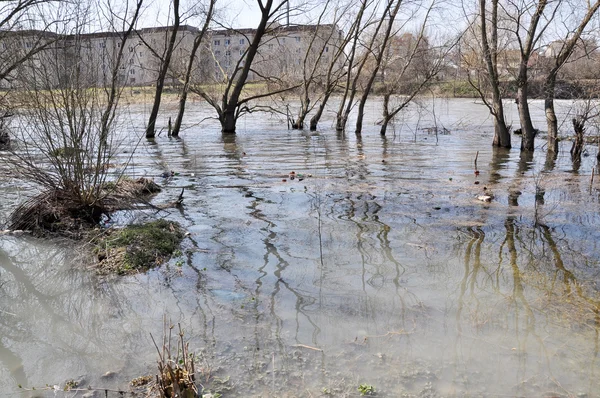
xmin=97 ymin=220 xmax=184 ymax=274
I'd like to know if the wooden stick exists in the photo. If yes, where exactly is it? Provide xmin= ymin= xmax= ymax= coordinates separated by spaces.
xmin=474 ymin=150 xmax=479 ymax=167
xmin=292 ymin=344 xmax=323 ymax=352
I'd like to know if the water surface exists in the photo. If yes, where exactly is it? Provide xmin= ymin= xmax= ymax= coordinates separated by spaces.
xmin=1 ymin=98 xmax=599 ymax=397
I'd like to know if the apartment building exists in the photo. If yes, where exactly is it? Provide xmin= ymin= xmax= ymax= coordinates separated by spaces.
xmin=208 ymin=23 xmax=343 ymax=82
xmin=0 ymin=23 xmax=343 ymax=89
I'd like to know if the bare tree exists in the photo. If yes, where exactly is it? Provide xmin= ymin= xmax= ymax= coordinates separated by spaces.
xmin=308 ymin=2 xmax=364 ymax=131
xmin=288 ymin=1 xmax=342 ymax=130
xmin=354 ymin=0 xmax=402 ymax=136
xmin=542 ymin=1 xmax=600 ymax=153
xmin=191 ymin=0 xmax=298 ymax=134
xmin=504 ymin=0 xmax=559 ymax=152
xmin=145 ymin=0 xmax=180 ymax=139
xmin=334 ymin=0 xmax=377 ymax=133
xmin=465 ymin=0 xmax=512 ymax=148
xmin=6 ymin=0 xmax=146 ymax=231
xmin=378 ymin=9 xmax=456 ymax=136
xmin=171 ymin=0 xmax=216 ymax=136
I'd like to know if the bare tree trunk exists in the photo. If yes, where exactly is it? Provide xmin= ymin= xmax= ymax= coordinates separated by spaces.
xmin=571 ymin=116 xmax=585 ymax=162
xmin=380 ymin=93 xmax=390 ymax=136
xmin=335 ymin=0 xmax=370 ymax=133
xmin=518 ymin=66 xmax=536 ymax=151
xmin=293 ymin=98 xmax=309 ymax=129
xmin=219 ymin=0 xmax=286 ymax=134
xmin=146 ymin=0 xmax=180 ymax=139
xmin=544 ymin=75 xmax=558 ymax=153
xmin=309 ymin=92 xmax=332 ymax=131
xmin=221 ymin=108 xmax=237 ymax=134
xmin=492 ymin=101 xmax=511 ymax=147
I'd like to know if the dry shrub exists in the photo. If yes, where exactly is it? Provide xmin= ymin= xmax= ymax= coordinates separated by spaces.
xmin=8 ymin=177 xmax=161 ymax=237
xmin=150 ymin=323 xmax=199 ymax=398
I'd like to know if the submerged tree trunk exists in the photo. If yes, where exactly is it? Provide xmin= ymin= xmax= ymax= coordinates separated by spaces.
xmin=571 ymin=116 xmax=585 ymax=162
xmin=544 ymin=75 xmax=559 ymax=153
xmin=220 ymin=109 xmax=237 ymax=134
xmin=379 ymin=93 xmax=391 ymax=136
xmin=310 ymin=92 xmax=332 ymax=131
xmin=293 ymin=98 xmax=309 ymax=129
xmin=517 ymin=67 xmax=536 ymax=152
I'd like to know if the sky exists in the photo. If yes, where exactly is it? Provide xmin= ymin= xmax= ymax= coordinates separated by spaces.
xmin=143 ymin=0 xmax=281 ymax=29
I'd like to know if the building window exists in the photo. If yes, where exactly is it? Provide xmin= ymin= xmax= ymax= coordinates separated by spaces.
xmin=25 ymin=42 xmax=32 ymax=48
xmin=239 ymin=39 xmax=245 ymax=45
xmin=225 ymin=50 xmax=230 ymax=56
xmin=214 ymin=40 xmax=220 ymax=46
xmin=325 ymin=46 xmax=329 ymax=53
xmin=130 ymin=69 xmax=135 ymax=74
xmin=99 ymin=41 xmax=106 ymax=48
xmin=225 ymin=39 xmax=230 ymax=45
xmin=129 ymin=58 xmax=134 ymax=64
xmin=239 ymin=49 xmax=244 ymax=55
xmin=139 ymin=51 xmax=143 ymax=57
xmin=129 ymin=47 xmax=133 ymax=52
xmin=268 ymin=44 xmax=274 ymax=49
xmin=117 ymin=43 xmax=121 ymax=48
xmin=215 ymin=50 xmax=221 ymax=55
xmin=295 ymin=37 xmax=301 ymax=42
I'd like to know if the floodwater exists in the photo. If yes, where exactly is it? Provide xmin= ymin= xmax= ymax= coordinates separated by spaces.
xmin=1 ymin=98 xmax=600 ymax=397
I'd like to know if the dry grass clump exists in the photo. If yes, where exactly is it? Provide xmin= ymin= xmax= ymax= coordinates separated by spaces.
xmin=8 ymin=177 xmax=161 ymax=238
xmin=150 ymin=323 xmax=199 ymax=398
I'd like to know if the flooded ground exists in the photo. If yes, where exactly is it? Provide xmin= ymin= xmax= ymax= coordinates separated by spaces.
xmin=1 ymin=98 xmax=600 ymax=397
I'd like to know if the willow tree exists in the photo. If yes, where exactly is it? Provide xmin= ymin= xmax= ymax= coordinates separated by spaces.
xmin=7 ymin=0 xmax=146 ymax=231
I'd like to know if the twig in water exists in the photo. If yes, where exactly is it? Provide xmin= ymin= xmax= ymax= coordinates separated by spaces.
xmin=292 ymin=344 xmax=323 ymax=352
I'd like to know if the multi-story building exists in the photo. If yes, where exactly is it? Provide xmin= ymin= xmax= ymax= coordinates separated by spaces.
xmin=0 ymin=23 xmax=344 ymax=90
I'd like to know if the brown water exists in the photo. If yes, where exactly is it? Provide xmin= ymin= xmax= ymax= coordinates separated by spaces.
xmin=1 ymin=98 xmax=600 ymax=397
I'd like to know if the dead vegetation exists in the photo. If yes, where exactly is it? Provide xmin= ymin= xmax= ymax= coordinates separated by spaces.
xmin=8 ymin=177 xmax=161 ymax=238
xmin=150 ymin=322 xmax=199 ymax=398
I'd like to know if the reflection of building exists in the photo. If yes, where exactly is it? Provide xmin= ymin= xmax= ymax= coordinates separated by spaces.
xmin=0 ymin=23 xmax=344 ymax=89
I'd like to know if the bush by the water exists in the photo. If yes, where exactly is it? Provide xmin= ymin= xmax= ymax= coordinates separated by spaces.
xmin=8 ymin=177 xmax=161 ymax=238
